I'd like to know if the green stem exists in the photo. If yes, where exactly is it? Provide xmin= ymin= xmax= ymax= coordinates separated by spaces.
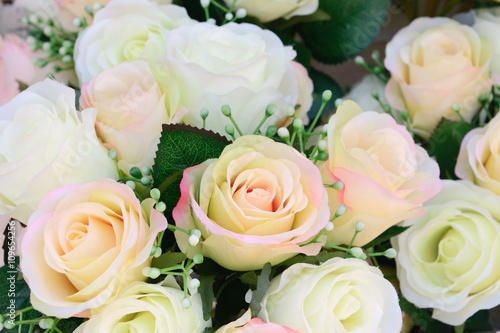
xmin=454 ymin=324 xmax=465 ymax=333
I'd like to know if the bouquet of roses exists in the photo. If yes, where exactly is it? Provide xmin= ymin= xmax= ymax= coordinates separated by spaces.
xmin=0 ymin=0 xmax=499 ymax=332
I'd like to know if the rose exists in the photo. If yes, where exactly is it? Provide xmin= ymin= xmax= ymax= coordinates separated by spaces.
xmin=173 ymin=135 xmax=329 ymax=271
xmin=392 ymin=180 xmax=500 ymax=326
xmin=80 ymin=60 xmax=186 ymax=173
xmin=74 ymin=281 xmax=210 ymax=332
xmin=223 ymin=0 xmax=318 ymax=23
xmin=74 ymin=0 xmax=195 ymax=84
xmin=20 ymin=179 xmax=167 ymax=318
xmin=473 ymin=8 xmax=500 ymax=77
xmin=320 ymin=100 xmax=441 ymax=246
xmin=160 ymin=22 xmax=313 ymax=138
xmin=384 ymin=17 xmax=493 ymax=139
xmin=0 ymin=79 xmax=118 ymax=223
xmin=259 ymin=257 xmax=402 ymax=333
xmin=216 ymin=310 xmax=298 ymax=333
xmin=456 ymin=112 xmax=500 ymax=195
xmin=0 ymin=34 xmax=36 ymax=105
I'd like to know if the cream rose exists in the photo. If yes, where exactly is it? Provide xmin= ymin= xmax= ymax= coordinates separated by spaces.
xmin=0 ymin=34 xmax=36 ymax=105
xmin=320 ymin=100 xmax=441 ymax=246
xmin=385 ymin=17 xmax=493 ymax=139
xmin=392 ymin=180 xmax=500 ymax=326
xmin=224 ymin=0 xmax=318 ymax=23
xmin=0 ymin=79 xmax=118 ymax=223
xmin=259 ymin=257 xmax=402 ymax=333
xmin=74 ymin=281 xmax=210 ymax=332
xmin=80 ymin=60 xmax=186 ymax=173
xmin=20 ymin=180 xmax=167 ymax=318
xmin=161 ymin=22 xmax=313 ymax=138
xmin=173 ymin=135 xmax=329 ymax=271
xmin=473 ymin=8 xmax=500 ymax=77
xmin=74 ymin=0 xmax=195 ymax=84
xmin=456 ymin=112 xmax=500 ymax=194
xmin=216 ymin=310 xmax=298 ymax=333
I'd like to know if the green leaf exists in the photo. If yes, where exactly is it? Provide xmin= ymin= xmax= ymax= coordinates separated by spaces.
xmin=363 ymin=225 xmax=410 ymax=249
xmin=275 ymin=32 xmax=312 ymax=69
xmin=151 ymin=252 xmax=187 ymax=269
xmin=298 ymin=0 xmax=390 ymax=64
xmin=427 ymin=120 xmax=476 ymax=179
xmin=399 ymin=296 xmax=453 ymax=333
xmin=152 ymin=124 xmax=230 ymax=217
xmin=249 ymin=263 xmax=272 ymax=316
xmin=199 ymin=274 xmax=216 ymax=321
xmin=277 ymin=251 xmax=346 ymax=269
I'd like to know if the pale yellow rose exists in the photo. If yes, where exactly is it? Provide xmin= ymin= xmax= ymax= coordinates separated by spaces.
xmin=320 ymin=100 xmax=441 ymax=246
xmin=385 ymin=17 xmax=493 ymax=139
xmin=0 ymin=79 xmax=118 ymax=223
xmin=80 ymin=60 xmax=186 ymax=173
xmin=161 ymin=22 xmax=313 ymax=138
xmin=173 ymin=135 xmax=329 ymax=271
xmin=456 ymin=112 xmax=500 ymax=194
xmin=473 ymin=7 xmax=500 ymax=77
xmin=224 ymin=0 xmax=318 ymax=23
xmin=74 ymin=281 xmax=210 ymax=332
xmin=20 ymin=180 xmax=167 ymax=318
xmin=74 ymin=0 xmax=195 ymax=84
xmin=259 ymin=257 xmax=402 ymax=333
xmin=392 ymin=180 xmax=500 ymax=326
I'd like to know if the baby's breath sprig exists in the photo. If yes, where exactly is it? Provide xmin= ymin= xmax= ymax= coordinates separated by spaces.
xmin=199 ymin=0 xmax=247 ymax=24
xmin=354 ymin=51 xmax=390 ymax=83
xmin=22 ymin=3 xmax=105 ymax=77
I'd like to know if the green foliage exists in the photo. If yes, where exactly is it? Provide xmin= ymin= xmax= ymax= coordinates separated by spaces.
xmin=152 ymin=124 xmax=230 ymax=218
xmin=298 ymin=0 xmax=390 ymax=64
xmin=249 ymin=263 xmax=272 ymax=317
xmin=151 ymin=252 xmax=187 ymax=269
xmin=363 ymin=225 xmax=410 ymax=249
xmin=427 ymin=120 xmax=475 ymax=179
xmin=199 ymin=274 xmax=216 ymax=321
xmin=400 ymin=296 xmax=493 ymax=333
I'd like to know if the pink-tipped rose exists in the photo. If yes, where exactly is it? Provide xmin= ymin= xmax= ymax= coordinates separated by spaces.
xmin=80 ymin=60 xmax=186 ymax=173
xmin=20 ymin=180 xmax=167 ymax=318
xmin=456 ymin=112 xmax=500 ymax=194
xmin=384 ymin=17 xmax=492 ymax=139
xmin=320 ymin=100 xmax=441 ymax=246
xmin=0 ymin=34 xmax=36 ymax=105
xmin=216 ymin=310 xmax=298 ymax=333
xmin=173 ymin=135 xmax=329 ymax=271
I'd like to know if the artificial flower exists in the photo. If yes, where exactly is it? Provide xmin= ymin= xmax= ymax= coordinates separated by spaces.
xmin=159 ymin=22 xmax=313 ymax=138
xmin=385 ymin=17 xmax=492 ymax=139
xmin=0 ymin=79 xmax=118 ymax=223
xmin=173 ymin=135 xmax=329 ymax=271
xmin=259 ymin=257 xmax=402 ymax=333
xmin=393 ymin=180 xmax=500 ymax=325
xmin=74 ymin=281 xmax=210 ymax=332
xmin=20 ymin=180 xmax=167 ymax=317
xmin=320 ymin=100 xmax=441 ymax=246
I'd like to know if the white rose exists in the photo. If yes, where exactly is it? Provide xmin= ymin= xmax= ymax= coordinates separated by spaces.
xmin=0 ymin=79 xmax=118 ymax=223
xmin=74 ymin=281 xmax=210 ymax=332
xmin=392 ymin=180 xmax=500 ymax=326
xmin=162 ymin=22 xmax=313 ymax=138
xmin=224 ymin=0 xmax=318 ymax=23
xmin=74 ymin=0 xmax=195 ymax=84
xmin=473 ymin=8 xmax=500 ymax=77
xmin=259 ymin=257 xmax=402 ymax=333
